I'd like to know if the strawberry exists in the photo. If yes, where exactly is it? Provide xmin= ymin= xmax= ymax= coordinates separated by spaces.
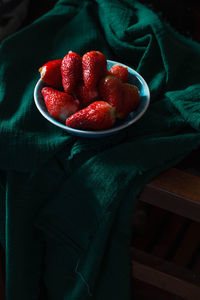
xmin=82 ymin=51 xmax=107 ymax=89
xmin=108 ymin=64 xmax=128 ymax=83
xmin=61 ymin=51 xmax=82 ymax=93
xmin=74 ymin=81 xmax=99 ymax=108
xmin=42 ymin=87 xmax=79 ymax=122
xmin=98 ymin=75 xmax=124 ymax=117
xmin=66 ymin=101 xmax=116 ymax=130
xmin=118 ymin=83 xmax=140 ymax=119
xmin=39 ymin=59 xmax=62 ymax=89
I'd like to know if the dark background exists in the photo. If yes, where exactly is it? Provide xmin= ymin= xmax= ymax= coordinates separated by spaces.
xmin=22 ymin=0 xmax=200 ymax=42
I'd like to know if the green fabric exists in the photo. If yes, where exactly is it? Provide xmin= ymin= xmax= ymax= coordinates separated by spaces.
xmin=1 ymin=0 xmax=200 ymax=299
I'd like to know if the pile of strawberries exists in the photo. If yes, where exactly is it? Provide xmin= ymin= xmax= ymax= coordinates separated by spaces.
xmin=39 ymin=50 xmax=140 ymax=130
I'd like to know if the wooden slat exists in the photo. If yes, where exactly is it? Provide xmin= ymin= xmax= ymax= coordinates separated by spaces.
xmin=192 ymin=254 xmax=200 ymax=273
xmin=148 ymin=168 xmax=200 ymax=203
xmin=131 ymin=247 xmax=200 ymax=299
xmin=139 ymin=168 xmax=200 ymax=222
xmin=172 ymin=222 xmax=200 ymax=267
xmin=132 ymin=206 xmax=168 ymax=250
xmin=131 ymin=278 xmax=183 ymax=300
xmin=151 ymin=213 xmax=186 ymax=259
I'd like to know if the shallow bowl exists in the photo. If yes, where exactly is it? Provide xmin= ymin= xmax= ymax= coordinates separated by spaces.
xmin=34 ymin=60 xmax=150 ymax=138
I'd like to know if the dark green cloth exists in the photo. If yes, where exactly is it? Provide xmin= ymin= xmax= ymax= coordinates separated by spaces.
xmin=1 ymin=0 xmax=200 ymax=299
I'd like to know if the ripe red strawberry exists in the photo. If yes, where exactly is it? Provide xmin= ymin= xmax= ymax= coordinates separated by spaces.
xmin=61 ymin=51 xmax=82 ymax=93
xmin=74 ymin=81 xmax=99 ymax=108
xmin=82 ymin=51 xmax=107 ymax=89
xmin=118 ymin=83 xmax=140 ymax=119
xmin=66 ymin=101 xmax=116 ymax=130
xmin=42 ymin=87 xmax=79 ymax=122
xmin=39 ymin=59 xmax=62 ymax=89
xmin=108 ymin=64 xmax=128 ymax=83
xmin=98 ymin=75 xmax=124 ymax=117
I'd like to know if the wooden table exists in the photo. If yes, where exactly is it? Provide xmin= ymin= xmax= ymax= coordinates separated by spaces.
xmin=131 ymin=167 xmax=200 ymax=299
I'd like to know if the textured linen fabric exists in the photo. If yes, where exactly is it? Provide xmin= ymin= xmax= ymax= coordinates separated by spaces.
xmin=0 ymin=0 xmax=200 ymax=299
